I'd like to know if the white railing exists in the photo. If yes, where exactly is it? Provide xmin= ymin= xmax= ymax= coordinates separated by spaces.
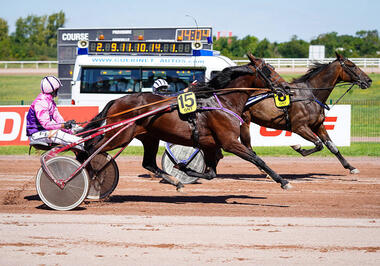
xmin=233 ymin=58 xmax=380 ymax=68
xmin=0 ymin=61 xmax=57 ymax=68
xmin=0 ymin=58 xmax=379 ymax=69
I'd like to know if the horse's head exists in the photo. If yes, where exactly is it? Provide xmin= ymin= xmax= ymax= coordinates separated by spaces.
xmin=335 ymin=52 xmax=372 ymax=89
xmin=246 ymin=53 xmax=289 ymax=91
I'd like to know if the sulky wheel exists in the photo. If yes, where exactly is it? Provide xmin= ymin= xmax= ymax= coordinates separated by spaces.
xmin=161 ymin=144 xmax=206 ymax=184
xmin=36 ymin=156 xmax=89 ymax=211
xmin=86 ymin=152 xmax=119 ymax=200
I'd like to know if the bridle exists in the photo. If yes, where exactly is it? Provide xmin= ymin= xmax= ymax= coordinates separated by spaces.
xmin=338 ymin=57 xmax=367 ymax=88
xmin=248 ymin=59 xmax=286 ymax=94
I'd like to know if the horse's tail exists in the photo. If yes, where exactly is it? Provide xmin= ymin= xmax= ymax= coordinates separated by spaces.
xmin=79 ymin=99 xmax=116 ymax=137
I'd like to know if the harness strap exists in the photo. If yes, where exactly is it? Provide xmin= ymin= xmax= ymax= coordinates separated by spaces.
xmin=187 ymin=114 xmax=199 ymax=147
xmin=282 ymin=107 xmax=292 ymax=131
xmin=201 ymin=93 xmax=244 ymax=124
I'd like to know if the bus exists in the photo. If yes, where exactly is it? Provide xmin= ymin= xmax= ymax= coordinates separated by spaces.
xmin=60 ymin=27 xmax=236 ymax=107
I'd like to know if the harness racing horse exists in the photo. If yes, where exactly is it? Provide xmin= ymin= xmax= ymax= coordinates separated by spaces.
xmin=240 ymin=52 xmax=372 ymax=174
xmin=81 ymin=56 xmax=292 ymax=191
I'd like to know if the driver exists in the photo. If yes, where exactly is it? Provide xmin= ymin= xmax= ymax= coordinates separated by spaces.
xmin=26 ymin=76 xmax=84 ymax=150
xmin=152 ymin=79 xmax=171 ymax=94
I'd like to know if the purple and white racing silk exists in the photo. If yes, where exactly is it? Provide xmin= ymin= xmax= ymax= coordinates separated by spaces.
xmin=26 ymin=93 xmax=69 ymax=136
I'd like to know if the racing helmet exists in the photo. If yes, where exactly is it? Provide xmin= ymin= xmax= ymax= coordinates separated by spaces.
xmin=152 ymin=79 xmax=169 ymax=92
xmin=41 ymin=76 xmax=62 ymax=94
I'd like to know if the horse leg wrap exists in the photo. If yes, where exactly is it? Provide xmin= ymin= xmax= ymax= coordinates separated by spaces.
xmin=188 ymin=114 xmax=199 ymax=147
xmin=325 ymin=140 xmax=338 ymax=154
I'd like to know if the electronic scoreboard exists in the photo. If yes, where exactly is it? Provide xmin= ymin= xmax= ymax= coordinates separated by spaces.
xmin=57 ymin=27 xmax=213 ymax=102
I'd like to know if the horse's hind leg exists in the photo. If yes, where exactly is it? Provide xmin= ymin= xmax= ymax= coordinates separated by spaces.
xmin=290 ymin=126 xmax=324 ymax=156
xmin=317 ymin=126 xmax=359 ymax=174
xmin=174 ymin=147 xmax=218 ymax=180
xmin=139 ymin=134 xmax=161 ymax=173
xmin=240 ymin=121 xmax=254 ymax=152
xmin=139 ymin=135 xmax=184 ymax=189
xmin=222 ymin=139 xmax=291 ymax=189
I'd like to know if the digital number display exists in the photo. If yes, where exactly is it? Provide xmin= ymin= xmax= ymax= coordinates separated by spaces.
xmin=88 ymin=41 xmax=192 ymax=55
xmin=176 ymin=29 xmax=211 ymax=41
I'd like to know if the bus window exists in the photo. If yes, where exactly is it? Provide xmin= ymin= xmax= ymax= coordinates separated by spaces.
xmin=141 ymin=69 xmax=205 ymax=92
xmin=80 ymin=67 xmax=205 ymax=94
xmin=80 ymin=68 xmax=142 ymax=93
xmin=125 ymin=70 xmax=141 ymax=92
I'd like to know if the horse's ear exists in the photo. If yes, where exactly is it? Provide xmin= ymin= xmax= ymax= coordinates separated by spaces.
xmin=335 ymin=51 xmax=343 ymax=60
xmin=247 ymin=53 xmax=256 ymax=63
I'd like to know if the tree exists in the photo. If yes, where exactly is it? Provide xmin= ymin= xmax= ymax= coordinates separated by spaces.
xmin=355 ymin=30 xmax=380 ymax=57
xmin=10 ymin=11 xmax=65 ymax=60
xmin=46 ymin=11 xmax=65 ymax=47
xmin=278 ymin=35 xmax=309 ymax=58
xmin=0 ymin=18 xmax=11 ymax=59
xmin=254 ymin=38 xmax=274 ymax=58
xmin=240 ymin=35 xmax=259 ymax=55
xmin=0 ymin=18 xmax=8 ymax=41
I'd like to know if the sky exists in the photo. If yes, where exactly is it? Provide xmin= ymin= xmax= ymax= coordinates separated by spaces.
xmin=1 ymin=0 xmax=379 ymax=43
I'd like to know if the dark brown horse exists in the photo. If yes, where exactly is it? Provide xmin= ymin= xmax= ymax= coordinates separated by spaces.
xmin=240 ymin=52 xmax=372 ymax=174
xmin=82 ymin=56 xmax=292 ymax=190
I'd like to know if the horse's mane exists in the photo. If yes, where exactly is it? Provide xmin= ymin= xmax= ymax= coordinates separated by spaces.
xmin=292 ymin=61 xmax=333 ymax=83
xmin=190 ymin=64 xmax=253 ymax=96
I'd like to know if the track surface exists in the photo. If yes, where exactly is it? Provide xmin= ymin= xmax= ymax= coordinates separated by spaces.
xmin=0 ymin=155 xmax=379 ymax=265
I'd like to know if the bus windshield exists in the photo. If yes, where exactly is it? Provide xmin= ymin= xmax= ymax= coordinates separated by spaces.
xmin=80 ymin=67 xmax=205 ymax=94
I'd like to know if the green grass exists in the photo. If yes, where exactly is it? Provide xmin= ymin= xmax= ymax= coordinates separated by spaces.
xmin=2 ymin=143 xmax=379 ymax=157
xmin=0 ymin=75 xmax=41 ymax=105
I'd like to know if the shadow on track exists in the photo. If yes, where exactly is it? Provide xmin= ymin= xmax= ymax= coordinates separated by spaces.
xmin=25 ymin=194 xmax=289 ymax=208
xmin=103 ymin=194 xmax=289 ymax=208
xmin=215 ymin=172 xmax=342 ymax=181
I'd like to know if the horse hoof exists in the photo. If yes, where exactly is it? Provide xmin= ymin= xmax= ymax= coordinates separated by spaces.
xmin=291 ymin=144 xmax=301 ymax=151
xmin=176 ymin=183 xmax=184 ymax=192
xmin=350 ymin=168 xmax=360 ymax=174
xmin=281 ymin=183 xmax=292 ymax=190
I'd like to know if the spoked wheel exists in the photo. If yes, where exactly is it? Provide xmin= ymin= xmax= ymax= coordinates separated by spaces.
xmin=161 ymin=144 xmax=206 ymax=184
xmin=36 ymin=156 xmax=89 ymax=211
xmin=86 ymin=152 xmax=119 ymax=200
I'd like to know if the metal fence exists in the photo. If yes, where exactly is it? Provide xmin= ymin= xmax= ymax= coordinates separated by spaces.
xmin=0 ymin=61 xmax=57 ymax=68
xmin=0 ymin=58 xmax=379 ymax=69
xmin=233 ymin=58 xmax=380 ymax=68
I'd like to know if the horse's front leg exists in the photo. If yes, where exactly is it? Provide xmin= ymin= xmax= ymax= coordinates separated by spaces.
xmin=222 ymin=139 xmax=291 ymax=189
xmin=290 ymin=125 xmax=324 ymax=156
xmin=316 ymin=125 xmax=359 ymax=174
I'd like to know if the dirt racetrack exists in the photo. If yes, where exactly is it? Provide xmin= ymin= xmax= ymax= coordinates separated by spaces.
xmin=0 ymin=155 xmax=379 ymax=265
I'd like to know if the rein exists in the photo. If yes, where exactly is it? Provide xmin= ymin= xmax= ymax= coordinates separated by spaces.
xmin=77 ymin=96 xmax=177 ymax=126
xmin=77 ymin=87 xmax=271 ymax=126
xmin=288 ymin=82 xmax=356 ymax=111
xmin=329 ymin=83 xmax=355 ymax=109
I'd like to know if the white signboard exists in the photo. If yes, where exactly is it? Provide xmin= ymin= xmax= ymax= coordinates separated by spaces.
xmin=250 ymin=105 xmax=351 ymax=146
xmin=309 ymin=45 xmax=325 ymax=60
